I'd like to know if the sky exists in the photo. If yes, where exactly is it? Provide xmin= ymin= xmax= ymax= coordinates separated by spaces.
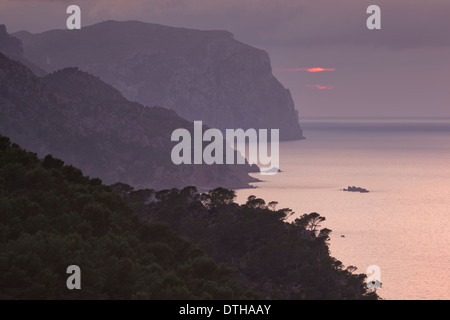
xmin=0 ymin=0 xmax=449 ymax=118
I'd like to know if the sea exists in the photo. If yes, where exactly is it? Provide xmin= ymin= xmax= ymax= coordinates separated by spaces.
xmin=236 ymin=118 xmax=450 ymax=300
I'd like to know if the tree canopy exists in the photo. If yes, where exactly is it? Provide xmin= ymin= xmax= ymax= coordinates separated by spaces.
xmin=0 ymin=135 xmax=378 ymax=300
xmin=118 ymin=188 xmax=378 ymax=300
xmin=0 ymin=135 xmax=253 ymax=299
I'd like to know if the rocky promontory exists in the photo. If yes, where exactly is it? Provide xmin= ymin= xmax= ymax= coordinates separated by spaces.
xmin=343 ymin=186 xmax=370 ymax=193
xmin=14 ymin=20 xmax=304 ymax=141
xmin=0 ymin=51 xmax=258 ymax=190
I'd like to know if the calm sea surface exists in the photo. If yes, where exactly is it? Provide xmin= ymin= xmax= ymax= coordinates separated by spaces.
xmin=236 ymin=118 xmax=450 ymax=300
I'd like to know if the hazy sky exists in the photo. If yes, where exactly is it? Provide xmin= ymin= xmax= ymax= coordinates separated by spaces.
xmin=1 ymin=0 xmax=449 ymax=118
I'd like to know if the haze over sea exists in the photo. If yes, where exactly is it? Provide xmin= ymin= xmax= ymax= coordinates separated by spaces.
xmin=236 ymin=118 xmax=450 ymax=300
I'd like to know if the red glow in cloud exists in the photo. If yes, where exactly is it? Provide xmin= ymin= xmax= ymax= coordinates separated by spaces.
xmin=306 ymin=67 xmax=335 ymax=73
xmin=275 ymin=67 xmax=336 ymax=73
xmin=307 ymin=84 xmax=334 ymax=90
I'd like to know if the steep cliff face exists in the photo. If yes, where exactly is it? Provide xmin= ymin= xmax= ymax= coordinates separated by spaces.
xmin=14 ymin=20 xmax=304 ymax=140
xmin=0 ymin=24 xmax=46 ymax=76
xmin=0 ymin=53 xmax=258 ymax=190
xmin=0 ymin=25 xmax=22 ymax=57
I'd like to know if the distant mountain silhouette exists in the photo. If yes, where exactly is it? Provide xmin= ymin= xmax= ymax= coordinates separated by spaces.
xmin=0 ymin=52 xmax=258 ymax=190
xmin=13 ymin=20 xmax=304 ymax=141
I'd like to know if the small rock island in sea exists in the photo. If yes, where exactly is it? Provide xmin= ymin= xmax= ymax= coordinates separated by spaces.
xmin=343 ymin=186 xmax=370 ymax=193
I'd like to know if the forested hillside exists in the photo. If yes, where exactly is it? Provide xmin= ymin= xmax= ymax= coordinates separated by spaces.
xmin=0 ymin=136 xmax=254 ymax=299
xmin=0 ymin=135 xmax=377 ymax=299
xmin=115 ymin=188 xmax=378 ymax=299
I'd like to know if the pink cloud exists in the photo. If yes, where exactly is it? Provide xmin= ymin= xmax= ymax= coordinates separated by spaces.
xmin=275 ymin=67 xmax=336 ymax=73
xmin=306 ymin=67 xmax=336 ymax=73
xmin=306 ymin=84 xmax=334 ymax=90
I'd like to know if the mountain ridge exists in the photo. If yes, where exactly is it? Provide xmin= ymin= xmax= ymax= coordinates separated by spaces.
xmin=0 ymin=52 xmax=258 ymax=190
xmin=14 ymin=20 xmax=305 ymax=141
